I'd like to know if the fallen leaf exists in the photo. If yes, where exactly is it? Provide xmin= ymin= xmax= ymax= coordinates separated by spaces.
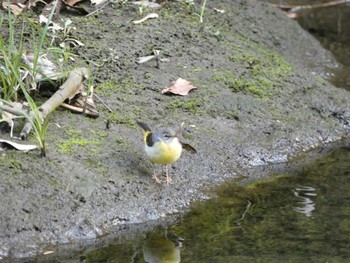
xmin=40 ymin=0 xmax=63 ymax=23
xmin=0 ymin=101 xmax=24 ymax=138
xmin=39 ymin=15 xmax=63 ymax=31
xmin=133 ymin=13 xmax=159 ymax=24
xmin=161 ymin=78 xmax=197 ymax=96
xmin=137 ymin=50 xmax=160 ymax=64
xmin=42 ymin=250 xmax=55 ymax=255
xmin=91 ymin=0 xmax=107 ymax=5
xmin=66 ymin=0 xmax=84 ymax=6
xmin=1 ymin=1 xmax=26 ymax=16
xmin=213 ymin=8 xmax=225 ymax=13
xmin=0 ymin=139 xmax=38 ymax=151
xmin=22 ymin=51 xmax=61 ymax=81
xmin=132 ymin=1 xmax=161 ymax=8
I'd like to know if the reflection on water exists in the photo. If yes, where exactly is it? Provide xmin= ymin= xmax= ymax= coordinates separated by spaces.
xmin=83 ymin=147 xmax=350 ymax=262
xmin=292 ymin=185 xmax=316 ymax=217
xmin=143 ymin=234 xmax=181 ymax=263
xmin=37 ymin=147 xmax=350 ymax=262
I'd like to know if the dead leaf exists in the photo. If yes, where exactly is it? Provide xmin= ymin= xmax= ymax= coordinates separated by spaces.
xmin=39 ymin=15 xmax=63 ymax=31
xmin=90 ymin=0 xmax=106 ymax=5
xmin=0 ymin=139 xmax=38 ymax=151
xmin=42 ymin=250 xmax=55 ymax=255
xmin=161 ymin=78 xmax=197 ymax=96
xmin=213 ymin=8 xmax=225 ymax=13
xmin=2 ymin=1 xmax=26 ymax=16
xmin=132 ymin=1 xmax=161 ymax=8
xmin=133 ymin=13 xmax=159 ymax=24
xmin=137 ymin=50 xmax=160 ymax=64
xmin=0 ymin=101 xmax=24 ymax=138
xmin=66 ymin=0 xmax=83 ymax=6
xmin=41 ymin=0 xmax=63 ymax=23
xmin=22 ymin=52 xmax=61 ymax=82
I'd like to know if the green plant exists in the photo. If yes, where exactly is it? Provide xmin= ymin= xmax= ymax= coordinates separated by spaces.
xmin=199 ymin=0 xmax=207 ymax=23
xmin=138 ymin=0 xmax=145 ymax=16
xmin=21 ymin=92 xmax=51 ymax=157
xmin=0 ymin=0 xmax=60 ymax=157
xmin=0 ymin=10 xmax=25 ymax=101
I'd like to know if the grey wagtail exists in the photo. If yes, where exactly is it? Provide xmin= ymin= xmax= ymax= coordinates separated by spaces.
xmin=137 ymin=121 xmax=196 ymax=184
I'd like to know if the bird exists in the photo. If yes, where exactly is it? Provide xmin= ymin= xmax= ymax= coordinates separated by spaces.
xmin=137 ymin=121 xmax=196 ymax=184
xmin=143 ymin=235 xmax=181 ymax=263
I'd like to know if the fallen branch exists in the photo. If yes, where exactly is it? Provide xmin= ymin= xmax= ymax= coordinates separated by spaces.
xmin=20 ymin=67 xmax=88 ymax=139
xmin=0 ymin=104 xmax=25 ymax=116
xmin=60 ymin=102 xmax=99 ymax=118
xmin=272 ymin=0 xmax=350 ymax=11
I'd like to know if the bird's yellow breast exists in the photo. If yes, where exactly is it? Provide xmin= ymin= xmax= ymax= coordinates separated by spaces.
xmin=145 ymin=138 xmax=182 ymax=164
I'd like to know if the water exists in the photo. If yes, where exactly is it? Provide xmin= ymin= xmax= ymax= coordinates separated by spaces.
xmin=267 ymin=0 xmax=350 ymax=90
xmin=37 ymin=147 xmax=350 ymax=262
xmin=77 ymin=5 xmax=350 ymax=262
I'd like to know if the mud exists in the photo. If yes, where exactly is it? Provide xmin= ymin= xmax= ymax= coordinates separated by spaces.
xmin=0 ymin=0 xmax=350 ymax=259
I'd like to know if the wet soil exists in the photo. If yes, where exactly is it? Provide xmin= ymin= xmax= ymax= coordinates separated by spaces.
xmin=1 ymin=0 xmax=350 ymax=259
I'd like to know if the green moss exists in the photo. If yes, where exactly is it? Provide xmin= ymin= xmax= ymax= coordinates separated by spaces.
xmin=213 ymin=54 xmax=292 ymax=97
xmin=166 ymin=97 xmax=206 ymax=114
xmin=224 ymin=110 xmax=240 ymax=120
xmin=9 ymin=160 xmax=22 ymax=170
xmin=214 ymin=37 xmax=293 ymax=98
xmin=97 ymin=75 xmax=143 ymax=98
xmin=57 ymin=129 xmax=102 ymax=154
xmin=85 ymin=158 xmax=108 ymax=174
xmin=107 ymin=112 xmax=137 ymax=128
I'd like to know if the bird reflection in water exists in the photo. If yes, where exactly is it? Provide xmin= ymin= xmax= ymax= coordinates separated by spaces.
xmin=143 ymin=231 xmax=182 ymax=263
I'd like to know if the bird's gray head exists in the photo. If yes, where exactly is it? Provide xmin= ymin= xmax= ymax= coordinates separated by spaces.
xmin=154 ymin=128 xmax=177 ymax=143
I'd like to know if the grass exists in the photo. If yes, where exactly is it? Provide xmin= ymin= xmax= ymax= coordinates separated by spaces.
xmin=0 ymin=0 xmax=61 ymax=157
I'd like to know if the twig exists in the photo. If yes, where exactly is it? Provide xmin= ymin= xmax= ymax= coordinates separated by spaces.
xmin=0 ymin=104 xmax=25 ymax=116
xmin=93 ymin=93 xmax=113 ymax=112
xmin=20 ymin=67 xmax=88 ymax=139
xmin=86 ymin=0 xmax=110 ymax=17
xmin=60 ymin=102 xmax=99 ymax=118
xmin=234 ymin=200 xmax=252 ymax=223
xmin=272 ymin=0 xmax=350 ymax=11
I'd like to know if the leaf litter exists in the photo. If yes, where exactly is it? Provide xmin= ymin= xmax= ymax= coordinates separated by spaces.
xmin=161 ymin=78 xmax=197 ymax=96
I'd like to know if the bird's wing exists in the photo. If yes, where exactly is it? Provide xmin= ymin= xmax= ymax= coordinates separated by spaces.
xmin=181 ymin=142 xmax=197 ymax=153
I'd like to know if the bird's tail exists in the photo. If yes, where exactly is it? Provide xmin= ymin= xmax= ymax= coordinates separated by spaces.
xmin=136 ymin=121 xmax=153 ymax=145
xmin=136 ymin=121 xmax=151 ymax=132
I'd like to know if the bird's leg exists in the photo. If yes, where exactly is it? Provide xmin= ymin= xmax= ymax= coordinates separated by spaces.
xmin=164 ymin=165 xmax=172 ymax=185
xmin=152 ymin=164 xmax=162 ymax=184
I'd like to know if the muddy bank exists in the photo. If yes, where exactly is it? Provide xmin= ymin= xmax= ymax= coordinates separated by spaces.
xmin=0 ymin=0 xmax=350 ymax=259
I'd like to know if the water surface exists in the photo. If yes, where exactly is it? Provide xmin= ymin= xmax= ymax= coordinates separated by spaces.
xmin=41 ymin=147 xmax=350 ymax=262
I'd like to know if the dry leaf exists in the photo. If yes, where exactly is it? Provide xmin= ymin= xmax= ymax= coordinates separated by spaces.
xmin=133 ymin=13 xmax=159 ymax=24
xmin=213 ymin=8 xmax=225 ymax=13
xmin=22 ymin=52 xmax=61 ymax=81
xmin=91 ymin=0 xmax=107 ymax=5
xmin=161 ymin=78 xmax=197 ymax=96
xmin=41 ymin=0 xmax=63 ymax=23
xmin=2 ymin=1 xmax=26 ymax=15
xmin=0 ymin=139 xmax=38 ymax=151
xmin=42 ymin=250 xmax=55 ymax=255
xmin=39 ymin=15 xmax=63 ymax=31
xmin=66 ymin=0 xmax=84 ymax=6
xmin=132 ymin=1 xmax=161 ymax=8
xmin=137 ymin=50 xmax=160 ymax=64
xmin=0 ymin=101 xmax=24 ymax=138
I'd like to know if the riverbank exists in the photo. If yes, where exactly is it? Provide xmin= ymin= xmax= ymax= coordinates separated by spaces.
xmin=1 ymin=0 xmax=349 ymax=259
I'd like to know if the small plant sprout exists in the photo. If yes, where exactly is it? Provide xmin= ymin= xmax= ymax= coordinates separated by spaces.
xmin=199 ymin=0 xmax=207 ymax=23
